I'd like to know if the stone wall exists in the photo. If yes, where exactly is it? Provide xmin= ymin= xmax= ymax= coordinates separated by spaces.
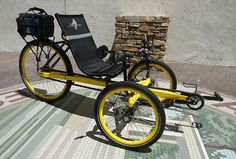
xmin=114 ymin=16 xmax=170 ymax=63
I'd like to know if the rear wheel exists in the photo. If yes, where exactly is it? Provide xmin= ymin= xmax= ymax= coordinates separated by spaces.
xmin=19 ymin=40 xmax=72 ymax=102
xmin=94 ymin=81 xmax=165 ymax=149
xmin=128 ymin=60 xmax=177 ymax=90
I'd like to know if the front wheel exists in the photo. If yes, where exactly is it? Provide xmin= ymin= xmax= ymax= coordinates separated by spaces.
xmin=94 ymin=81 xmax=166 ymax=149
xmin=186 ymin=94 xmax=205 ymax=110
xmin=128 ymin=60 xmax=177 ymax=90
xmin=19 ymin=40 xmax=73 ymax=102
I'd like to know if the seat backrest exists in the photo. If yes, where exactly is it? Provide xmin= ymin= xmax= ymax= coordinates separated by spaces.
xmin=55 ymin=14 xmax=99 ymax=74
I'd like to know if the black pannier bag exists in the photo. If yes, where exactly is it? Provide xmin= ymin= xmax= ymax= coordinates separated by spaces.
xmin=16 ymin=8 xmax=54 ymax=39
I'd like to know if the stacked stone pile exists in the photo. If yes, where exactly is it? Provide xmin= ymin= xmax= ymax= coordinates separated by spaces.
xmin=114 ymin=16 xmax=170 ymax=63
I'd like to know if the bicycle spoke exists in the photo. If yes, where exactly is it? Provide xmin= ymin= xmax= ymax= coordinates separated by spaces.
xmin=22 ymin=44 xmax=68 ymax=98
xmin=101 ymin=89 xmax=157 ymax=141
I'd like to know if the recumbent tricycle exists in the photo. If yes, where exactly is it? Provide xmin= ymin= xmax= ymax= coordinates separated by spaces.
xmin=16 ymin=7 xmax=223 ymax=149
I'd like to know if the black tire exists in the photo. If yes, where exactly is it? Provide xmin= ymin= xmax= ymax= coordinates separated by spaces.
xmin=94 ymin=81 xmax=166 ymax=149
xmin=128 ymin=60 xmax=177 ymax=90
xmin=19 ymin=39 xmax=73 ymax=102
xmin=186 ymin=94 xmax=205 ymax=110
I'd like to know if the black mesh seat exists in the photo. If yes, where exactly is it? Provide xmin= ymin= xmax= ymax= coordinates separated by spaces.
xmin=55 ymin=14 xmax=123 ymax=77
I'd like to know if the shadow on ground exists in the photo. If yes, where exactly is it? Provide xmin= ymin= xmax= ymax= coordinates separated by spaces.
xmin=17 ymin=88 xmax=153 ymax=153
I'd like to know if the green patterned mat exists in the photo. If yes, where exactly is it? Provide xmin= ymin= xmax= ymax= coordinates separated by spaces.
xmin=0 ymin=86 xmax=235 ymax=159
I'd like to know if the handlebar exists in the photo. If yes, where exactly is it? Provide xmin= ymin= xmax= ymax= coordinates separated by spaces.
xmin=135 ymin=34 xmax=151 ymax=58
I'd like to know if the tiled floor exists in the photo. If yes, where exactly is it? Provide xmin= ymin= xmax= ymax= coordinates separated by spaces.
xmin=0 ymin=84 xmax=235 ymax=159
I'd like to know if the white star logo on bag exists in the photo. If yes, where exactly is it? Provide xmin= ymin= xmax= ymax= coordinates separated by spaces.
xmin=69 ymin=18 xmax=82 ymax=30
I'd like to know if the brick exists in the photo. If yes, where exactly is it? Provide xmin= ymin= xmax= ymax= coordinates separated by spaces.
xmin=147 ymin=32 xmax=154 ymax=36
xmin=152 ymin=30 xmax=160 ymax=34
xmin=160 ymin=29 xmax=168 ymax=33
xmin=153 ymin=40 xmax=165 ymax=47
xmin=127 ymin=39 xmax=138 ymax=44
xmin=116 ymin=33 xmax=122 ymax=39
xmin=122 ymin=30 xmax=129 ymax=34
xmin=150 ymin=48 xmax=161 ymax=52
xmin=121 ymin=33 xmax=131 ymax=39
xmin=114 ymin=15 xmax=169 ymax=63
xmin=134 ymin=35 xmax=144 ymax=39
xmin=160 ymin=45 xmax=167 ymax=51
xmin=124 ymin=47 xmax=139 ymax=52
xmin=115 ymin=29 xmax=121 ymax=34
xmin=121 ymin=16 xmax=156 ymax=22
xmin=161 ymin=23 xmax=169 ymax=27
xmin=142 ymin=16 xmax=156 ymax=22
xmin=150 ymin=55 xmax=163 ymax=60
xmin=133 ymin=31 xmax=143 ymax=36
xmin=135 ymin=40 xmax=142 ymax=44
xmin=152 ymin=51 xmax=165 ymax=56
xmin=124 ymin=44 xmax=141 ymax=48
xmin=115 ymin=23 xmax=126 ymax=27
xmin=155 ymin=16 xmax=170 ymax=23
xmin=129 ymin=22 xmax=141 ymax=28
xmin=150 ymin=28 xmax=161 ymax=32
xmin=138 ymin=26 xmax=149 ymax=32
xmin=114 ymin=44 xmax=122 ymax=51
xmin=129 ymin=57 xmax=142 ymax=63
xmin=115 ymin=38 xmax=126 ymax=44
xmin=116 ymin=16 xmax=122 ymax=22
xmin=154 ymin=32 xmax=167 ymax=38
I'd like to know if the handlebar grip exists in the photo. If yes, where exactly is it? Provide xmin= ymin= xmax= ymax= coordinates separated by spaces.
xmin=28 ymin=7 xmax=47 ymax=15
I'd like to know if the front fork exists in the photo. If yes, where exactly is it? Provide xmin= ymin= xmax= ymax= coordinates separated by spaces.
xmin=123 ymin=61 xmax=127 ymax=81
xmin=145 ymin=58 xmax=150 ymax=78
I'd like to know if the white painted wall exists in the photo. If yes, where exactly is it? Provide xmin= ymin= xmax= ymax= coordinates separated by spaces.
xmin=0 ymin=0 xmax=235 ymax=66
xmin=166 ymin=0 xmax=236 ymax=66
xmin=60 ymin=0 xmax=166 ymax=49
xmin=0 ymin=0 xmax=65 ymax=52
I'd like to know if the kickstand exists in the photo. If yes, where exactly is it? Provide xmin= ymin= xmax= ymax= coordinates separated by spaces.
xmin=202 ymin=92 xmax=224 ymax=101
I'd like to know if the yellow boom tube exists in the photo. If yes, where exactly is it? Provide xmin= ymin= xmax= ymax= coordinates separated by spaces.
xmin=39 ymin=71 xmax=188 ymax=106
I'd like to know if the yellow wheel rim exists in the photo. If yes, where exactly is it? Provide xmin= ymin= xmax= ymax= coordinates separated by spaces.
xmin=20 ymin=44 xmax=68 ymax=100
xmin=130 ymin=63 xmax=173 ymax=89
xmin=98 ymin=87 xmax=160 ymax=146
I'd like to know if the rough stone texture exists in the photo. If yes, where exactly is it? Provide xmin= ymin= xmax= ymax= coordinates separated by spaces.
xmin=114 ymin=16 xmax=170 ymax=63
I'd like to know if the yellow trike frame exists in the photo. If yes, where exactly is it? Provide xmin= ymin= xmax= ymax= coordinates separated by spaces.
xmin=38 ymin=70 xmax=189 ymax=105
